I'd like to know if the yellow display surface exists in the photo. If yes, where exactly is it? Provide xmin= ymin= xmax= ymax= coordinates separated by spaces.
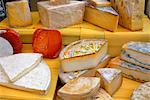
xmin=0 ymin=44 xmax=60 ymax=100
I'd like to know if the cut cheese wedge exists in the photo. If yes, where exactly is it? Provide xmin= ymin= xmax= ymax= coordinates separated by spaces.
xmin=57 ymin=77 xmax=100 ymax=100
xmin=0 ymin=37 xmax=13 ymax=57
xmin=59 ymin=55 xmax=110 ymax=84
xmin=0 ymin=53 xmax=42 ymax=82
xmin=108 ymin=57 xmax=150 ymax=82
xmin=0 ymin=61 xmax=51 ymax=95
xmin=59 ymin=39 xmax=108 ymax=72
xmin=121 ymin=42 xmax=150 ymax=69
xmin=96 ymin=68 xmax=122 ymax=96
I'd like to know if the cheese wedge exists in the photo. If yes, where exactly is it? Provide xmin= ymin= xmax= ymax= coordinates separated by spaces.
xmin=0 ymin=61 xmax=51 ymax=95
xmin=131 ymin=82 xmax=150 ymax=100
xmin=0 ymin=53 xmax=42 ymax=82
xmin=59 ymin=39 xmax=108 ymax=72
xmin=0 ymin=37 xmax=13 ymax=57
xmin=108 ymin=57 xmax=150 ymax=82
xmin=49 ymin=0 xmax=69 ymax=5
xmin=57 ymin=77 xmax=100 ymax=100
xmin=96 ymin=68 xmax=122 ymax=96
xmin=38 ymin=1 xmax=85 ymax=29
xmin=121 ymin=42 xmax=150 ymax=69
xmin=59 ymin=55 xmax=110 ymax=83
xmin=6 ymin=0 xmax=32 ymax=27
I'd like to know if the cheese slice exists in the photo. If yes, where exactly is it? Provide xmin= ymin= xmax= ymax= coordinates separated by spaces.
xmin=84 ymin=6 xmax=119 ymax=32
xmin=0 ymin=37 xmax=13 ymax=57
xmin=38 ymin=1 xmax=85 ymax=29
xmin=121 ymin=42 xmax=150 ymax=69
xmin=49 ymin=0 xmax=69 ymax=5
xmin=108 ymin=57 xmax=150 ymax=82
xmin=6 ymin=0 xmax=32 ymax=27
xmin=0 ymin=61 xmax=51 ymax=95
xmin=59 ymin=39 xmax=108 ymax=72
xmin=131 ymin=82 xmax=150 ymax=100
xmin=96 ymin=68 xmax=122 ymax=96
xmin=0 ymin=53 xmax=42 ymax=82
xmin=57 ymin=77 xmax=100 ymax=100
xmin=111 ymin=0 xmax=145 ymax=31
xmin=59 ymin=55 xmax=110 ymax=84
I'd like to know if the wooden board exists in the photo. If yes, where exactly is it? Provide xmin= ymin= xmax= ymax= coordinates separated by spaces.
xmin=0 ymin=44 xmax=60 ymax=100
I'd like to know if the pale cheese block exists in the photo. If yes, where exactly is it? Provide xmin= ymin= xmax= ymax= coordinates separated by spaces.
xmin=131 ymin=82 xmax=150 ymax=100
xmin=0 ymin=53 xmax=42 ymax=82
xmin=49 ymin=0 xmax=69 ymax=5
xmin=84 ymin=6 xmax=119 ymax=32
xmin=59 ymin=39 xmax=108 ymax=72
xmin=96 ymin=68 xmax=122 ymax=96
xmin=108 ymin=57 xmax=150 ymax=82
xmin=38 ymin=1 xmax=85 ymax=29
xmin=111 ymin=0 xmax=145 ymax=31
xmin=0 ymin=37 xmax=13 ymax=57
xmin=6 ymin=0 xmax=32 ymax=27
xmin=57 ymin=77 xmax=100 ymax=100
xmin=0 ymin=61 xmax=51 ymax=95
xmin=59 ymin=55 xmax=110 ymax=84
xmin=121 ymin=42 xmax=150 ymax=69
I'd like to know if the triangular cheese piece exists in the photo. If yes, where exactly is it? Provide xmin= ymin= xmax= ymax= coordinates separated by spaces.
xmin=0 ymin=53 xmax=42 ymax=82
xmin=96 ymin=68 xmax=122 ymax=96
xmin=0 ymin=61 xmax=51 ymax=95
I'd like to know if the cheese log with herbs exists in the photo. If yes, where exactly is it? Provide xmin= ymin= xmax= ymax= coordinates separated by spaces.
xmin=38 ymin=1 xmax=85 ymax=29
xmin=96 ymin=68 xmax=122 ymax=96
xmin=121 ymin=42 xmax=150 ymax=69
xmin=49 ymin=0 xmax=69 ymax=5
xmin=59 ymin=55 xmax=110 ymax=84
xmin=0 ymin=61 xmax=51 ymax=95
xmin=108 ymin=57 xmax=150 ymax=82
xmin=0 ymin=37 xmax=13 ymax=57
xmin=131 ymin=82 xmax=150 ymax=100
xmin=59 ymin=39 xmax=108 ymax=72
xmin=6 ymin=0 xmax=32 ymax=27
xmin=0 ymin=53 xmax=42 ymax=82
xmin=57 ymin=77 xmax=100 ymax=100
xmin=111 ymin=0 xmax=145 ymax=31
xmin=84 ymin=6 xmax=119 ymax=31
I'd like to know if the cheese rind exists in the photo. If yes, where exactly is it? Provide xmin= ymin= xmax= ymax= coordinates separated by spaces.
xmin=84 ymin=6 xmax=119 ymax=32
xmin=6 ymin=0 xmax=32 ymax=27
xmin=49 ymin=0 xmax=69 ymax=5
xmin=38 ymin=1 xmax=85 ymax=29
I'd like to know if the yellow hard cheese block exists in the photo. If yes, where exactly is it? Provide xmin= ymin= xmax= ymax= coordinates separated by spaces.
xmin=84 ymin=6 xmax=119 ymax=32
xmin=0 ymin=44 xmax=60 ymax=100
xmin=6 ymin=0 xmax=32 ymax=27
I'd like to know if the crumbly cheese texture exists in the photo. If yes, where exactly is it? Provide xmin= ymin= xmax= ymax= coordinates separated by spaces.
xmin=0 ymin=37 xmax=13 ymax=57
xmin=63 ymin=39 xmax=106 ymax=59
xmin=131 ymin=82 xmax=150 ymax=100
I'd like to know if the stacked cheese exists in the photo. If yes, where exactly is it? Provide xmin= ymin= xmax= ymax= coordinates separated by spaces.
xmin=0 ymin=53 xmax=51 ymax=95
xmin=38 ymin=0 xmax=85 ymax=29
xmin=108 ymin=42 xmax=150 ymax=82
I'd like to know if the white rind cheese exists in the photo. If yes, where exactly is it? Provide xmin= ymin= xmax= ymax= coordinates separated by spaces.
xmin=0 ymin=53 xmax=42 ymax=82
xmin=0 ymin=61 xmax=51 ymax=95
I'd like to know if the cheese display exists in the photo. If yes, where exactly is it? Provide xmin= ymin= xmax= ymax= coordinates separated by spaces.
xmin=84 ymin=6 xmax=119 ymax=31
xmin=121 ymin=42 xmax=150 ymax=69
xmin=96 ymin=68 xmax=122 ymax=96
xmin=111 ymin=0 xmax=145 ymax=31
xmin=59 ymin=55 xmax=110 ymax=83
xmin=0 ymin=53 xmax=42 ymax=82
xmin=0 ymin=61 xmax=51 ymax=95
xmin=0 ymin=37 xmax=13 ymax=57
xmin=108 ymin=57 xmax=150 ymax=82
xmin=59 ymin=39 xmax=108 ymax=72
xmin=38 ymin=1 xmax=85 ymax=29
xmin=57 ymin=77 xmax=100 ymax=100
xmin=6 ymin=0 xmax=32 ymax=27
xmin=49 ymin=0 xmax=69 ymax=5
xmin=131 ymin=82 xmax=150 ymax=100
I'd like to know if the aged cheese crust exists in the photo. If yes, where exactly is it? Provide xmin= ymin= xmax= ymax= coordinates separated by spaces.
xmin=131 ymin=82 xmax=150 ymax=100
